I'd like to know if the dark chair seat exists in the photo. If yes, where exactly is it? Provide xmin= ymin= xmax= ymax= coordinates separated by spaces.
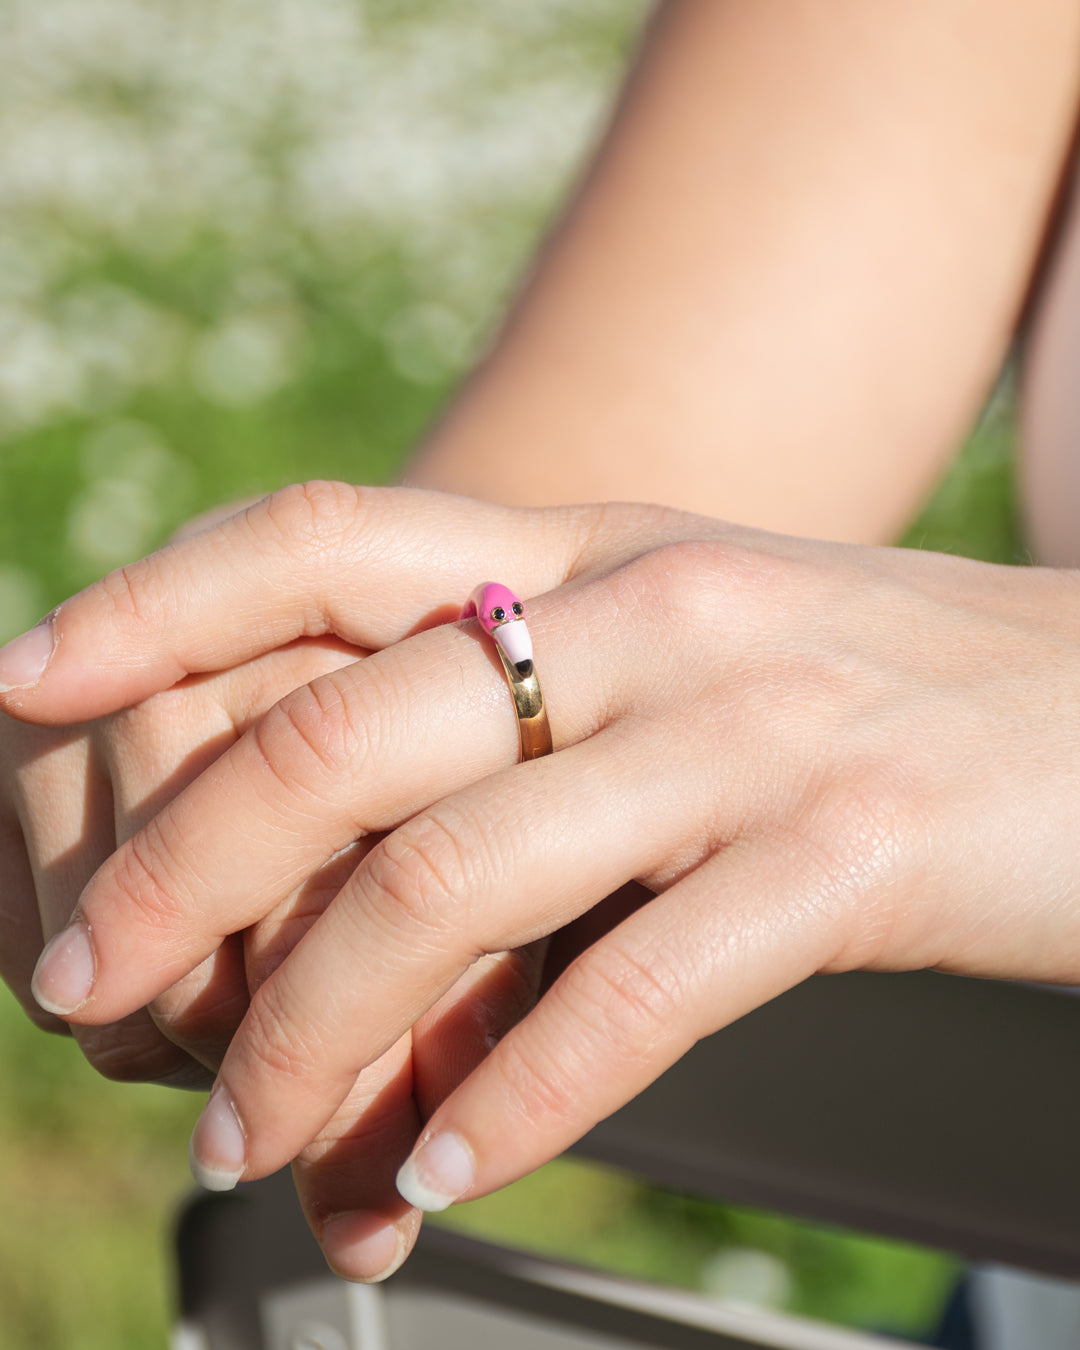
xmin=174 ymin=971 xmax=1080 ymax=1349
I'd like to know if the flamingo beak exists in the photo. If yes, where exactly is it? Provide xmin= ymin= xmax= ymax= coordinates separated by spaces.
xmin=493 ymin=618 xmax=533 ymax=669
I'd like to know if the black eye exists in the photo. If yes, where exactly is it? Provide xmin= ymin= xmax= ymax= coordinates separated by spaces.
xmin=491 ymin=607 xmax=506 ymax=623
xmin=512 ymin=602 xmax=523 ymax=617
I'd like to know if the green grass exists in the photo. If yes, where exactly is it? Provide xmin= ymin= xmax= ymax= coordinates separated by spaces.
xmin=0 ymin=246 xmax=454 ymax=628
xmin=0 ymin=984 xmax=201 ymax=1350
xmin=900 ymin=380 xmax=1025 ymax=565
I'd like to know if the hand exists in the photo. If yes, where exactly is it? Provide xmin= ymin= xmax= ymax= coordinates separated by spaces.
xmin=0 ymin=492 xmax=555 ymax=1280
xmin=0 ymin=489 xmax=371 ymax=1083
xmin=0 ymin=592 xmax=368 ymax=1087
xmin=8 ymin=483 xmax=1080 ymax=1248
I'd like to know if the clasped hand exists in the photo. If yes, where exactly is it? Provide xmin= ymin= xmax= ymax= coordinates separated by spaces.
xmin=3 ymin=482 xmax=1080 ymax=1279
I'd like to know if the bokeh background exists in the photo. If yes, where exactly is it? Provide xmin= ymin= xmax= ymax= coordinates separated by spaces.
xmin=0 ymin=1 xmax=1024 ymax=1345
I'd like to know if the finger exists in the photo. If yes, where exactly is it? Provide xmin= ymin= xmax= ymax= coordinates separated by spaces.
xmin=150 ymin=840 xmax=369 ymax=1075
xmin=11 ymin=726 xmax=200 ymax=1082
xmin=104 ymin=672 xmax=246 ymax=1068
xmin=0 ymin=484 xmax=593 ymax=723
xmin=187 ymin=729 xmax=683 ymax=1182
xmin=108 ymin=637 xmax=370 ymax=1071
xmin=212 ymin=840 xmax=417 ymax=1278
xmin=290 ymin=1034 xmax=422 ymax=1285
xmin=73 ymin=1010 xmax=216 ymax=1089
xmin=104 ymin=636 xmax=371 ymax=846
xmin=243 ymin=840 xmax=379 ymax=996
xmin=290 ymin=946 xmax=545 ymax=1283
xmin=142 ymin=942 xmax=246 ymax=1082
xmin=0 ymin=815 xmax=69 ymax=1035
xmin=539 ymin=882 xmax=653 ymax=994
xmin=10 ymin=727 xmax=107 ymax=940
xmin=395 ymin=845 xmax=845 ymax=1212
xmin=410 ymin=944 xmax=548 ymax=1120
xmin=36 ymin=577 xmax=624 ymax=1023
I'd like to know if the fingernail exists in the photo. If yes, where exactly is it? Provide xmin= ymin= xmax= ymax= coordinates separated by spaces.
xmin=0 ymin=618 xmax=55 ymax=692
xmin=189 ymin=1086 xmax=246 ymax=1191
xmin=31 ymin=921 xmax=96 ymax=1016
xmin=322 ymin=1212 xmax=405 ymax=1283
xmin=396 ymin=1131 xmax=475 ymax=1212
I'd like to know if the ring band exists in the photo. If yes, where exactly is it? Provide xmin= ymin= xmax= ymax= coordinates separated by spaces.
xmin=461 ymin=582 xmax=553 ymax=762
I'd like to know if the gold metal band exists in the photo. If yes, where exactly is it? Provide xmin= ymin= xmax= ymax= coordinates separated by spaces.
xmin=495 ymin=648 xmax=553 ymax=762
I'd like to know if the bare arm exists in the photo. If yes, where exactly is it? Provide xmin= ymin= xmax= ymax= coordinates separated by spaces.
xmin=409 ymin=0 xmax=1080 ymax=543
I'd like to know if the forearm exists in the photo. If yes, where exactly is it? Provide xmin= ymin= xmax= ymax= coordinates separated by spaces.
xmin=408 ymin=0 xmax=1080 ymax=543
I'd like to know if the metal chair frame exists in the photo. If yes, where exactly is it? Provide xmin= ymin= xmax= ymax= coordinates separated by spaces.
xmin=174 ymin=971 xmax=1080 ymax=1349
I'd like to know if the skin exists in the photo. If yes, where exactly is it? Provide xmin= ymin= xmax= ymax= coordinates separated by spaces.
xmin=1 ymin=0 xmax=1079 ymax=1281
xmin=13 ymin=483 xmax=1080 ymax=1208
xmin=411 ymin=0 xmax=1080 ymax=537
xmin=1021 ymin=161 xmax=1080 ymax=565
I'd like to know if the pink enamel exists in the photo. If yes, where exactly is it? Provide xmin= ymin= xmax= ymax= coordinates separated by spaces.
xmin=460 ymin=582 xmax=524 ymax=635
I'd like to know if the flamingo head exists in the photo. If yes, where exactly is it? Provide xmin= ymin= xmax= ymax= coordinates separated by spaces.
xmin=462 ymin=582 xmax=533 ymax=670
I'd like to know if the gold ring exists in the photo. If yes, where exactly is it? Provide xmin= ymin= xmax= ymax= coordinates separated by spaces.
xmin=461 ymin=582 xmax=552 ymax=762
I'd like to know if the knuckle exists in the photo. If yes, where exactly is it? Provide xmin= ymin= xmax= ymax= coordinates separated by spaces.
xmin=492 ymin=940 xmax=686 ymax=1137
xmin=365 ymin=813 xmax=472 ymax=940
xmin=109 ymin=820 xmax=193 ymax=934
xmin=105 ymin=681 xmax=219 ymax=757
xmin=556 ymin=940 xmax=681 ymax=1060
xmin=149 ymin=974 xmax=247 ymax=1062
xmin=615 ymin=537 xmax=805 ymax=645
xmin=98 ymin=558 xmax=162 ymax=633
xmin=74 ymin=1020 xmax=189 ymax=1085
xmin=609 ymin=540 xmax=740 ymax=650
xmin=244 ymin=977 xmax=335 ymax=1085
xmin=787 ymin=764 xmax=930 ymax=967
xmin=261 ymin=480 xmax=365 ymax=561
xmin=806 ymin=765 xmax=924 ymax=890
xmin=256 ymin=672 xmax=372 ymax=790
xmin=496 ymin=1025 xmax=585 ymax=1133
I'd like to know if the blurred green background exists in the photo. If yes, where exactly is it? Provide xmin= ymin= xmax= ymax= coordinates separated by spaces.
xmin=0 ymin=1 xmax=1026 ymax=1346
